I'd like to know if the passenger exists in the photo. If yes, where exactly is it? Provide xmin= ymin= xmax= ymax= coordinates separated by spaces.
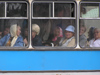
xmin=82 ymin=7 xmax=99 ymax=18
xmin=32 ymin=24 xmax=42 ymax=46
xmin=0 ymin=24 xmax=24 ymax=47
xmin=2 ymin=27 xmax=10 ymax=36
xmin=52 ymin=26 xmax=63 ymax=46
xmin=79 ymin=25 xmax=87 ymax=47
xmin=87 ymin=27 xmax=95 ymax=41
xmin=23 ymin=28 xmax=28 ymax=46
xmin=89 ymin=28 xmax=100 ymax=47
xmin=0 ymin=32 xmax=2 ymax=39
xmin=55 ymin=5 xmax=64 ymax=17
xmin=59 ymin=25 xmax=75 ymax=47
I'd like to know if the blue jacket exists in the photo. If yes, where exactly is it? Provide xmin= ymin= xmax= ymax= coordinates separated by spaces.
xmin=0 ymin=34 xmax=24 ymax=47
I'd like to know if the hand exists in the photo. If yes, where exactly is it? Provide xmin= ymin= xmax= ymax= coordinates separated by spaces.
xmin=24 ymin=38 xmax=28 ymax=45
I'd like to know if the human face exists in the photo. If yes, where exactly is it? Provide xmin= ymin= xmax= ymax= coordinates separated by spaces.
xmin=17 ymin=26 xmax=21 ymax=36
xmin=4 ymin=28 xmax=10 ymax=35
xmin=94 ymin=29 xmax=100 ymax=40
xmin=32 ymin=31 xmax=37 ymax=38
xmin=54 ymin=29 xmax=60 ymax=37
xmin=79 ymin=27 xmax=85 ymax=36
xmin=65 ymin=31 xmax=74 ymax=39
xmin=24 ymin=29 xmax=28 ymax=36
xmin=57 ymin=10 xmax=64 ymax=17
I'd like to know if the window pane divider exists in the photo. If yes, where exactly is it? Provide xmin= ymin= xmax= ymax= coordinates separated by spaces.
xmin=80 ymin=18 xmax=100 ymax=19
xmin=32 ymin=17 xmax=76 ymax=19
xmin=0 ymin=17 xmax=28 ymax=19
xmin=5 ymin=2 xmax=6 ymax=17
xmin=53 ymin=2 xmax=54 ymax=17
xmin=80 ymin=2 xmax=100 ymax=4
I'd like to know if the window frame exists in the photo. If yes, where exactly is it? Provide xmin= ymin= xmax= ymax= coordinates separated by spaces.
xmin=0 ymin=1 xmax=30 ymax=50
xmin=79 ymin=1 xmax=100 ymax=50
xmin=1 ymin=1 xmax=100 ymax=51
xmin=31 ymin=1 xmax=78 ymax=50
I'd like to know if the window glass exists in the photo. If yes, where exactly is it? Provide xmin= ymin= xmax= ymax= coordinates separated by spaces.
xmin=80 ymin=3 xmax=100 ymax=18
xmin=0 ymin=19 xmax=28 ymax=47
xmin=32 ymin=19 xmax=76 ymax=47
xmin=0 ymin=3 xmax=5 ymax=17
xmin=7 ymin=2 xmax=27 ymax=17
xmin=79 ymin=20 xmax=100 ymax=48
xmin=33 ymin=3 xmax=52 ymax=17
xmin=54 ymin=3 xmax=75 ymax=17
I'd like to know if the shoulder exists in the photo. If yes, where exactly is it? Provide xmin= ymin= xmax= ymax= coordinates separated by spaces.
xmin=1 ymin=34 xmax=10 ymax=39
xmin=17 ymin=35 xmax=23 ymax=40
xmin=80 ymin=34 xmax=87 ymax=39
xmin=89 ymin=39 xmax=94 ymax=42
xmin=72 ymin=37 xmax=75 ymax=41
xmin=18 ymin=35 xmax=23 ymax=38
xmin=61 ymin=37 xmax=66 ymax=40
xmin=35 ymin=35 xmax=41 ymax=40
xmin=6 ymin=33 xmax=10 ymax=36
xmin=95 ymin=39 xmax=100 ymax=42
xmin=69 ymin=37 xmax=75 ymax=44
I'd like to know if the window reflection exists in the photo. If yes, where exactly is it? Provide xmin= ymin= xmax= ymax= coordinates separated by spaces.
xmin=55 ymin=3 xmax=75 ymax=17
xmin=81 ymin=3 xmax=99 ymax=18
xmin=0 ymin=3 xmax=5 ymax=17
xmin=7 ymin=3 xmax=27 ymax=17
xmin=33 ymin=3 xmax=52 ymax=17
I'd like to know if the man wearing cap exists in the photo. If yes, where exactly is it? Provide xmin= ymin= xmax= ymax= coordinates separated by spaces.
xmin=59 ymin=25 xmax=75 ymax=47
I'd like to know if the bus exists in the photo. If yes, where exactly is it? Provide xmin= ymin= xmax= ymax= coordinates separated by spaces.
xmin=0 ymin=0 xmax=100 ymax=75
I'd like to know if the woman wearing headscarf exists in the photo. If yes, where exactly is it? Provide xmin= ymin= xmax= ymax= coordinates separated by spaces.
xmin=32 ymin=24 xmax=42 ymax=46
xmin=0 ymin=24 xmax=24 ymax=47
xmin=59 ymin=25 xmax=75 ymax=47
xmin=48 ymin=26 xmax=63 ymax=46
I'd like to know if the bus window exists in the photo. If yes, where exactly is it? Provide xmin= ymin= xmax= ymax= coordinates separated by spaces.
xmin=32 ymin=19 xmax=76 ymax=47
xmin=54 ymin=3 xmax=75 ymax=17
xmin=80 ymin=20 xmax=100 ymax=48
xmin=0 ymin=19 xmax=28 ymax=47
xmin=32 ymin=1 xmax=76 ymax=48
xmin=7 ymin=2 xmax=27 ymax=17
xmin=80 ymin=3 xmax=100 ymax=18
xmin=0 ymin=2 xmax=28 ymax=48
xmin=33 ymin=3 xmax=52 ymax=17
xmin=0 ymin=3 xmax=5 ymax=17
xmin=80 ymin=2 xmax=100 ymax=48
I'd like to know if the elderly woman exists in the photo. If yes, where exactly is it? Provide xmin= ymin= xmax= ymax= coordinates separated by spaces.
xmin=32 ymin=24 xmax=42 ymax=46
xmin=0 ymin=24 xmax=24 ymax=47
xmin=59 ymin=25 xmax=75 ymax=47
xmin=89 ymin=28 xmax=100 ymax=47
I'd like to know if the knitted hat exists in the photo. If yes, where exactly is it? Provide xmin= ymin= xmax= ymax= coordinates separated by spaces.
xmin=32 ymin=24 xmax=40 ymax=35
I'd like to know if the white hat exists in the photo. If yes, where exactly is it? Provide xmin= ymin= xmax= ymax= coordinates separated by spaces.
xmin=10 ymin=24 xmax=17 ymax=37
xmin=65 ymin=25 xmax=75 ymax=33
xmin=32 ymin=24 xmax=40 ymax=35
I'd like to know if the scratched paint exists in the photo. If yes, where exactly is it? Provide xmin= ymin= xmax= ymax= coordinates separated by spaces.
xmin=0 ymin=72 xmax=100 ymax=75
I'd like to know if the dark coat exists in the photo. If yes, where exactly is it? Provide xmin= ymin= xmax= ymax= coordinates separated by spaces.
xmin=32 ymin=35 xmax=42 ymax=46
